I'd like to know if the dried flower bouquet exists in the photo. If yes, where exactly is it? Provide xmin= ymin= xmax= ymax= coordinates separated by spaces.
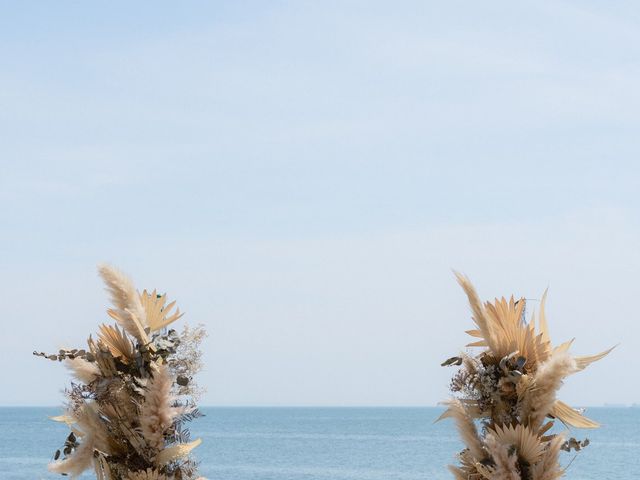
xmin=35 ymin=265 xmax=207 ymax=480
xmin=440 ymin=274 xmax=613 ymax=480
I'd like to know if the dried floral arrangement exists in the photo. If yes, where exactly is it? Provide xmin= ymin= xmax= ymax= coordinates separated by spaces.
xmin=34 ymin=265 xmax=207 ymax=480
xmin=439 ymin=274 xmax=614 ymax=480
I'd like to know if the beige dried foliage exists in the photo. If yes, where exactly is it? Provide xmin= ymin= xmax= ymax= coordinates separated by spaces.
xmin=127 ymin=468 xmax=169 ymax=480
xmin=550 ymin=400 xmax=599 ymax=429
xmin=39 ymin=264 xmax=205 ymax=479
xmin=441 ymin=274 xmax=613 ymax=479
xmin=140 ymin=289 xmax=184 ymax=332
xmin=489 ymin=424 xmax=545 ymax=465
xmin=98 ymin=323 xmax=135 ymax=361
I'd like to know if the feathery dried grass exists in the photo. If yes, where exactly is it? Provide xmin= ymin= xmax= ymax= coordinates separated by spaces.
xmin=484 ymin=433 xmax=520 ymax=480
xmin=532 ymin=435 xmax=565 ymax=480
xmin=141 ymin=364 xmax=178 ymax=450
xmin=438 ymin=399 xmax=485 ymax=461
xmin=98 ymin=264 xmax=149 ymax=342
xmin=156 ymin=438 xmax=202 ymax=466
xmin=48 ymin=434 xmax=95 ymax=478
xmin=520 ymin=351 xmax=577 ymax=430
xmin=64 ymin=357 xmax=100 ymax=384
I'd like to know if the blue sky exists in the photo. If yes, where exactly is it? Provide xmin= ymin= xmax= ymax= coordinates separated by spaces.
xmin=1 ymin=1 xmax=638 ymax=406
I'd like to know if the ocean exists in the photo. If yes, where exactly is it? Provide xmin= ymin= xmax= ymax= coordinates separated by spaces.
xmin=1 ymin=407 xmax=637 ymax=479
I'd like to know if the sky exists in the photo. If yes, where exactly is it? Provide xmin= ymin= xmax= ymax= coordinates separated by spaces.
xmin=1 ymin=1 xmax=639 ymax=407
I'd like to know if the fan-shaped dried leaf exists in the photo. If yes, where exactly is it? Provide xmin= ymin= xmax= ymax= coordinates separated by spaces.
xmin=140 ymin=289 xmax=184 ymax=332
xmin=127 ymin=468 xmax=168 ymax=480
xmin=489 ymin=424 xmax=544 ymax=464
xmin=98 ymin=323 xmax=134 ymax=360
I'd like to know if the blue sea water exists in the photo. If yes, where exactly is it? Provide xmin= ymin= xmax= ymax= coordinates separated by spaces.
xmin=0 ymin=407 xmax=637 ymax=479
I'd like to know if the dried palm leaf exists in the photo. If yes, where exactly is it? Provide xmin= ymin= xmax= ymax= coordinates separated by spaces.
xmin=550 ymin=400 xmax=599 ymax=429
xmin=574 ymin=346 xmax=616 ymax=371
xmin=127 ymin=468 xmax=168 ymax=480
xmin=98 ymin=324 xmax=135 ymax=361
xmin=456 ymin=273 xmax=552 ymax=370
xmin=489 ymin=424 xmax=545 ymax=464
xmin=140 ymin=289 xmax=184 ymax=332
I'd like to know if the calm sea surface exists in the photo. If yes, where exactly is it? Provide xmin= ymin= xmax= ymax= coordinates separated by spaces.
xmin=0 ymin=407 xmax=637 ymax=479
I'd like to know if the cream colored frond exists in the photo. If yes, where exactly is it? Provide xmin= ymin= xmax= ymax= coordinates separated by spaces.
xmin=538 ymin=288 xmax=550 ymax=345
xmin=553 ymin=339 xmax=574 ymax=355
xmin=551 ymin=400 xmax=599 ymax=429
xmin=465 ymin=329 xmax=484 ymax=338
xmin=50 ymin=414 xmax=75 ymax=424
xmin=466 ymin=340 xmax=489 ymax=347
xmin=106 ymin=309 xmax=149 ymax=344
xmin=139 ymin=289 xmax=184 ymax=332
xmin=98 ymin=324 xmax=135 ymax=360
xmin=490 ymin=424 xmax=545 ymax=465
xmin=574 ymin=346 xmax=616 ymax=371
xmin=456 ymin=274 xmax=552 ymax=369
xmin=156 ymin=438 xmax=202 ymax=465
xmin=127 ymin=468 xmax=168 ymax=480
